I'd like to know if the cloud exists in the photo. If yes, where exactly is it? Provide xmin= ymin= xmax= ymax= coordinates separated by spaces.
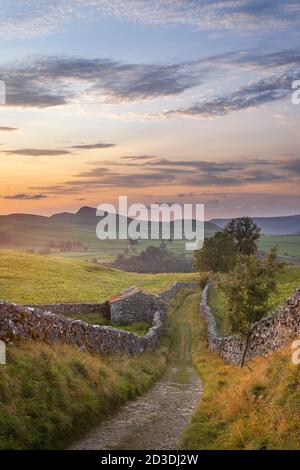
xmin=3 ymin=193 xmax=47 ymax=200
xmin=2 ymin=148 xmax=71 ymax=156
xmin=71 ymin=142 xmax=116 ymax=150
xmin=0 ymin=55 xmax=199 ymax=108
xmin=30 ymin=156 xmax=299 ymax=195
xmin=163 ymin=72 xmax=300 ymax=118
xmin=281 ymin=158 xmax=300 ymax=174
xmin=0 ymin=49 xmax=299 ymax=110
xmin=0 ymin=127 xmax=18 ymax=132
xmin=0 ymin=1 xmax=299 ymax=39
xmin=122 ymin=155 xmax=157 ymax=161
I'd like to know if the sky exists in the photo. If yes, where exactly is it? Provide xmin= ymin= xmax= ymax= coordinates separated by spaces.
xmin=0 ymin=0 xmax=299 ymax=219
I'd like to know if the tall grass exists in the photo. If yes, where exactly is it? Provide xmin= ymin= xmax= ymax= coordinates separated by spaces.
xmin=179 ymin=292 xmax=300 ymax=450
xmin=0 ymin=334 xmax=171 ymax=449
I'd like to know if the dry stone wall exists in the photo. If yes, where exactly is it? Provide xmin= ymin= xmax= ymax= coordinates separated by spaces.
xmin=110 ymin=291 xmax=165 ymax=325
xmin=24 ymin=302 xmax=111 ymax=321
xmin=159 ymin=281 xmax=199 ymax=302
xmin=0 ymin=282 xmax=197 ymax=355
xmin=200 ymin=283 xmax=300 ymax=365
xmin=0 ymin=302 xmax=166 ymax=355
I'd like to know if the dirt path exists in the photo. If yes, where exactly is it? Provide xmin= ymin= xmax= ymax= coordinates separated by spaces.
xmin=69 ymin=294 xmax=203 ymax=450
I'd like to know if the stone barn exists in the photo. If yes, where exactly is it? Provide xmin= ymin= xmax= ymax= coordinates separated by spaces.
xmin=109 ymin=287 xmax=165 ymax=325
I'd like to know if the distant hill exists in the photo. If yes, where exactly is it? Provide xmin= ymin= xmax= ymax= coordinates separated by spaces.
xmin=0 ymin=207 xmax=220 ymax=258
xmin=210 ymin=214 xmax=300 ymax=235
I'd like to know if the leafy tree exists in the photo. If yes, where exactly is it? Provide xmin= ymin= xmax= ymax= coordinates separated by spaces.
xmin=194 ymin=231 xmax=238 ymax=273
xmin=220 ymin=248 xmax=284 ymax=366
xmin=224 ymin=216 xmax=261 ymax=255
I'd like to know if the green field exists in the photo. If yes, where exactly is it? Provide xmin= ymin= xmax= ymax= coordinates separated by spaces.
xmin=41 ymin=233 xmax=300 ymax=267
xmin=1 ymin=211 xmax=299 ymax=264
xmin=0 ymin=249 xmax=198 ymax=304
xmin=34 ymin=234 xmax=300 ymax=265
xmin=259 ymin=234 xmax=300 ymax=264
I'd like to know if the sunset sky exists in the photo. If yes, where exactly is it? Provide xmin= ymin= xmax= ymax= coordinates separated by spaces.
xmin=0 ymin=0 xmax=299 ymax=219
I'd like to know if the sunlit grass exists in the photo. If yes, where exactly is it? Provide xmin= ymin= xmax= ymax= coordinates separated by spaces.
xmin=179 ymin=292 xmax=300 ymax=450
xmin=0 ymin=249 xmax=198 ymax=304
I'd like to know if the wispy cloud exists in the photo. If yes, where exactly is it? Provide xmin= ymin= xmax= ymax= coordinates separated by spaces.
xmin=1 ymin=1 xmax=299 ymax=39
xmin=0 ymin=56 xmax=199 ymax=108
xmin=70 ymin=142 xmax=116 ymax=150
xmin=1 ymin=49 xmax=299 ymax=113
xmin=163 ymin=71 xmax=300 ymax=118
xmin=3 ymin=193 xmax=47 ymax=200
xmin=2 ymin=148 xmax=71 ymax=156
xmin=0 ymin=127 xmax=18 ymax=132
xmin=30 ymin=156 xmax=299 ymax=195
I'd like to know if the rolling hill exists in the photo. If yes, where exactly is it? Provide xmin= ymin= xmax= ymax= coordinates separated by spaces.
xmin=210 ymin=214 xmax=300 ymax=235
xmin=0 ymin=206 xmax=220 ymax=262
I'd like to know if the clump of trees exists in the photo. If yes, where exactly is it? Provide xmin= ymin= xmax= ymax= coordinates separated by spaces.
xmin=194 ymin=231 xmax=237 ymax=273
xmin=113 ymin=244 xmax=194 ymax=273
xmin=195 ymin=216 xmax=261 ymax=273
xmin=194 ymin=217 xmax=284 ymax=366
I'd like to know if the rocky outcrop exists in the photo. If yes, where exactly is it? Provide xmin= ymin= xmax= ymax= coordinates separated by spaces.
xmin=200 ymin=283 xmax=300 ymax=365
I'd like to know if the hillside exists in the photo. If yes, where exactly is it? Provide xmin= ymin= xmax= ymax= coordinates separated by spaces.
xmin=0 ymin=207 xmax=220 ymax=263
xmin=210 ymin=214 xmax=300 ymax=235
xmin=0 ymin=249 xmax=198 ymax=304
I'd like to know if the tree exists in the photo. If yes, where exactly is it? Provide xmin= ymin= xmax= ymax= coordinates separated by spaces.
xmin=224 ymin=216 xmax=261 ymax=255
xmin=194 ymin=231 xmax=238 ymax=273
xmin=220 ymin=248 xmax=284 ymax=366
xmin=128 ymin=238 xmax=139 ymax=250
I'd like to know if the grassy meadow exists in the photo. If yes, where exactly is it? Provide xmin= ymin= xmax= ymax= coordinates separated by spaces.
xmin=0 ymin=249 xmax=198 ymax=304
xmin=259 ymin=234 xmax=300 ymax=264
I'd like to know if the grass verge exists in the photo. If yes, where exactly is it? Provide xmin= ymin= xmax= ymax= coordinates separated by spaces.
xmin=179 ymin=292 xmax=300 ymax=450
xmin=0 ymin=322 xmax=174 ymax=450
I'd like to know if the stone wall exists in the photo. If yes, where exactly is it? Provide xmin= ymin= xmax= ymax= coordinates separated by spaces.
xmin=110 ymin=291 xmax=165 ymax=325
xmin=25 ymin=302 xmax=111 ymax=321
xmin=0 ymin=281 xmax=197 ymax=355
xmin=200 ymin=283 xmax=300 ymax=365
xmin=159 ymin=281 xmax=199 ymax=302
xmin=0 ymin=301 xmax=166 ymax=355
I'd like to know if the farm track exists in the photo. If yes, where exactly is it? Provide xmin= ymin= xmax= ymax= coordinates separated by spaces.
xmin=69 ymin=294 xmax=203 ymax=450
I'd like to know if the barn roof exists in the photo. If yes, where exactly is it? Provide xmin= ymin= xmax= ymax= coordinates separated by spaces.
xmin=109 ymin=287 xmax=142 ymax=304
